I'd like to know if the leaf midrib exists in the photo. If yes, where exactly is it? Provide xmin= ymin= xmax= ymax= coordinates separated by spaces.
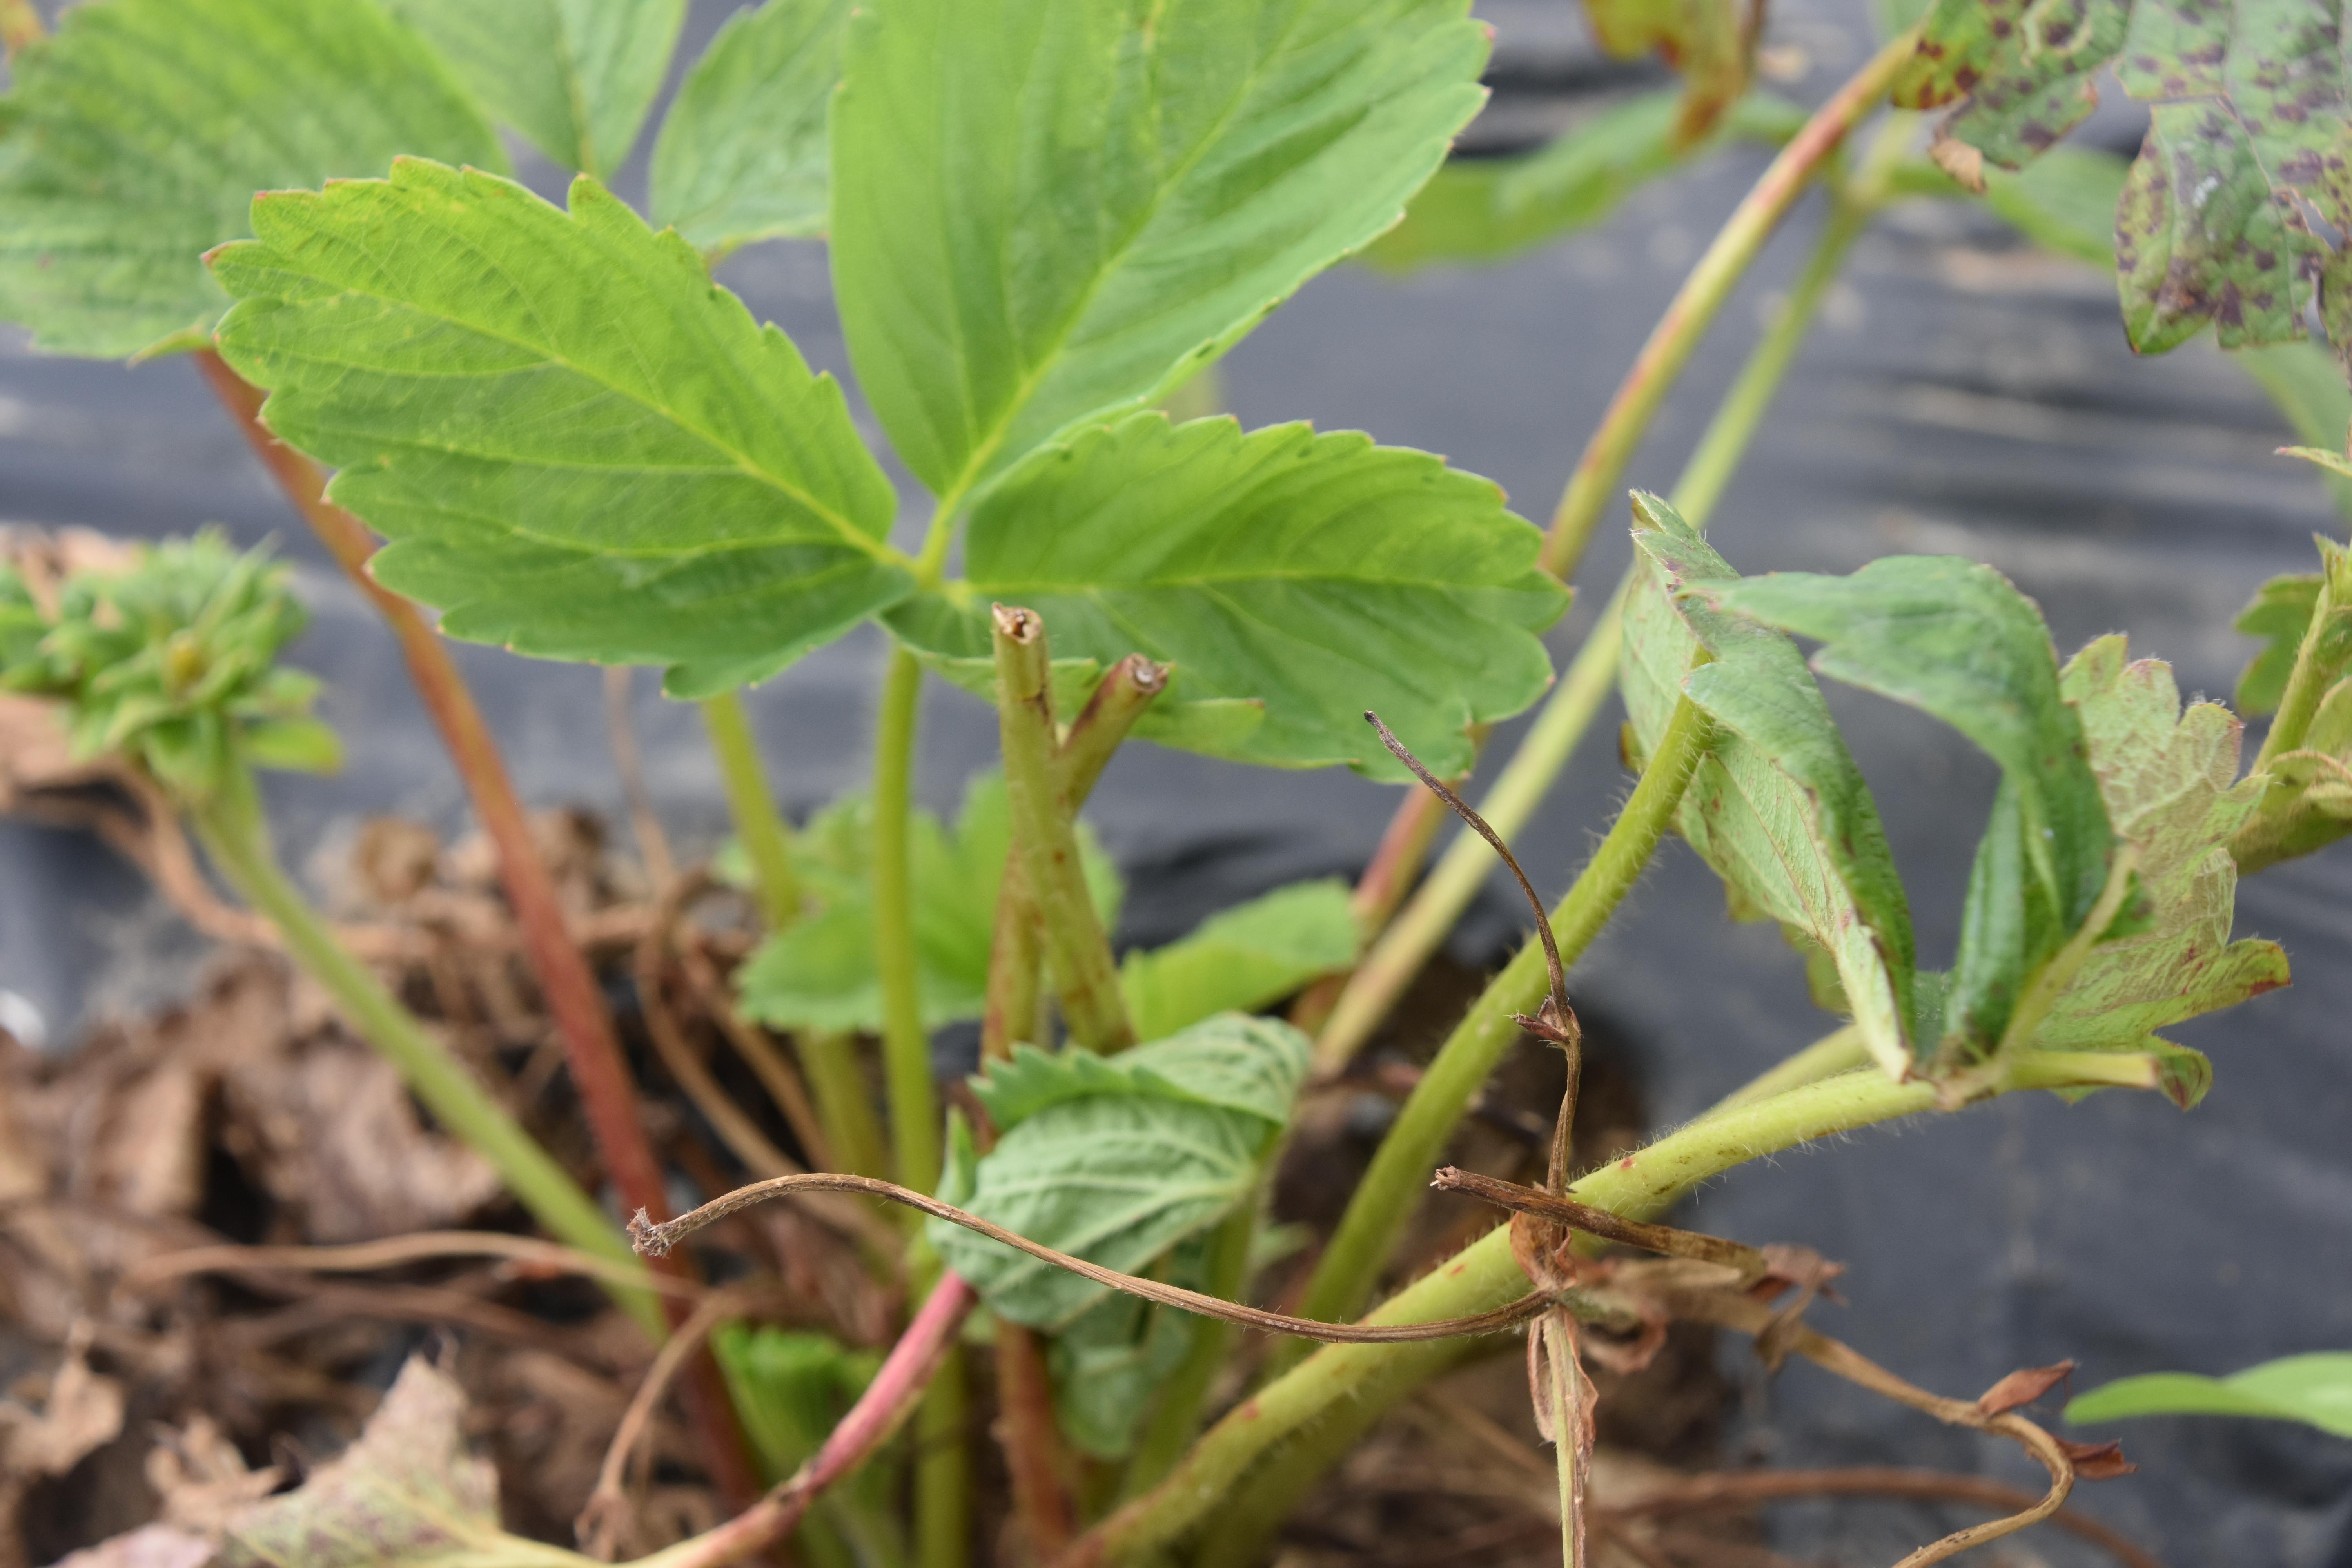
xmin=936 ymin=0 xmax=1328 ymax=501
xmin=270 ymin=232 xmax=905 ymax=570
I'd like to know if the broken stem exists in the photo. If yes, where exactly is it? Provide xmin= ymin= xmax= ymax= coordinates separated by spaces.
xmin=991 ymin=606 xmax=1135 ymax=1052
xmin=1286 ymin=691 xmax=1716 ymax=1342
xmin=1067 ymin=1069 xmax=1947 ymax=1568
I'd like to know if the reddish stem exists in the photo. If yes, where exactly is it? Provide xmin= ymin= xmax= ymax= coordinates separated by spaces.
xmin=192 ymin=350 xmax=758 ymax=1505
xmin=646 ymin=1273 xmax=980 ymax=1568
xmin=995 ymin=1324 xmax=1077 ymax=1558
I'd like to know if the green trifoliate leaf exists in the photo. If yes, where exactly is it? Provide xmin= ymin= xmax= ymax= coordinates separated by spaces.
xmin=1577 ymin=0 xmax=1760 ymax=147
xmin=210 ymin=159 xmax=909 ymax=698
xmin=651 ymin=0 xmax=850 ymax=253
xmin=220 ymin=1356 xmax=584 ymax=1568
xmin=931 ymin=1016 xmax=1306 ymax=1327
xmin=2067 ymin=1353 xmax=2352 ymax=1438
xmin=1363 ymin=90 xmax=1806 ymax=274
xmin=0 ymin=532 xmax=333 ymax=802
xmin=384 ymin=0 xmax=684 ymax=178
xmin=829 ymin=0 xmax=1489 ymax=500
xmin=1120 ymin=880 xmax=1359 ymax=1044
xmin=1717 ymin=556 xmax=2119 ymax=1060
xmin=885 ymin=414 xmax=1566 ymax=780
xmin=735 ymin=772 xmax=1122 ymax=1034
xmin=973 ymin=1014 xmax=1312 ymax=1131
xmin=1891 ymin=0 xmax=2130 ymax=183
xmin=2033 ymin=637 xmax=2286 ymax=1085
xmin=0 ymin=0 xmax=502 ymax=359
xmin=1620 ymin=495 xmax=1918 ymax=1074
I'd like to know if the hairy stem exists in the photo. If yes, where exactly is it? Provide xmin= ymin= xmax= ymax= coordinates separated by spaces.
xmin=700 ymin=690 xmax=802 ymax=930
xmin=1315 ymin=582 xmax=1626 ymax=1071
xmin=194 ymin=354 xmax=679 ymax=1232
xmin=1285 ymin=692 xmax=1715 ymax=1346
xmin=189 ymin=766 xmax=660 ymax=1332
xmin=1539 ymin=28 xmax=1919 ymax=581
xmin=2252 ymin=566 xmax=2345 ymax=773
xmin=1070 ymin=1068 xmax=1944 ymax=1567
xmin=1706 ymin=1022 xmax=1870 ymax=1114
xmin=992 ymin=606 xmax=1134 ymax=1052
xmin=872 ymin=644 xmax=938 ymax=1193
xmin=1315 ymin=136 xmax=1892 ymax=1072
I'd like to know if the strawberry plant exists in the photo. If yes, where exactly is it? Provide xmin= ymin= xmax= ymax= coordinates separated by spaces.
xmin=2 ymin=0 xmax=2348 ymax=1566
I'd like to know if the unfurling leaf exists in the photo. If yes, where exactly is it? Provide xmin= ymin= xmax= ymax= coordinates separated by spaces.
xmin=2033 ymin=637 xmax=2285 ymax=1076
xmin=737 ymin=772 xmax=1122 ymax=1034
xmin=1620 ymin=495 xmax=1918 ymax=1075
xmin=211 ymin=160 xmax=910 ymax=699
xmin=1363 ymin=90 xmax=1806 ymax=274
xmin=0 ymin=0 xmax=503 ymax=358
xmin=1120 ymin=879 xmax=1360 ymax=1043
xmin=930 ymin=1014 xmax=1307 ymax=1327
xmin=885 ymin=414 xmax=1566 ymax=780
xmin=385 ymin=0 xmax=685 ymax=178
xmin=829 ymin=0 xmax=1490 ymax=500
xmin=220 ymin=1356 xmax=587 ymax=1568
xmin=2067 ymin=1352 xmax=2352 ymax=1438
xmin=1717 ymin=556 xmax=2120 ymax=1062
xmin=1578 ymin=0 xmax=1761 ymax=146
xmin=650 ymin=0 xmax=852 ymax=252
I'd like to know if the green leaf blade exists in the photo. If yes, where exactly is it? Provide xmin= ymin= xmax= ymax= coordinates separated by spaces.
xmin=829 ymin=0 xmax=1491 ymax=499
xmin=651 ymin=0 xmax=852 ymax=252
xmin=387 ymin=0 xmax=686 ymax=177
xmin=1716 ymin=556 xmax=2115 ymax=1058
xmin=2068 ymin=1353 xmax=2352 ymax=1439
xmin=1621 ymin=495 xmax=1918 ymax=1072
xmin=0 ymin=0 xmax=505 ymax=359
xmin=886 ymin=413 xmax=1566 ymax=779
xmin=935 ymin=1015 xmax=1305 ymax=1327
xmin=1121 ymin=880 xmax=1359 ymax=1043
xmin=210 ymin=159 xmax=909 ymax=692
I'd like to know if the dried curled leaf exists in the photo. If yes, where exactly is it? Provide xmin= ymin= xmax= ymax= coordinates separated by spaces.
xmin=221 ymin=1357 xmax=588 ymax=1568
xmin=1578 ymin=0 xmax=1761 ymax=145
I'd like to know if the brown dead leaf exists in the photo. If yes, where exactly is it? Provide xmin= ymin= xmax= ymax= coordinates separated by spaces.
xmin=2056 ymin=1437 xmax=2137 ymax=1481
xmin=221 ymin=1039 xmax=501 ymax=1243
xmin=88 ymin=1063 xmax=207 ymax=1221
xmin=351 ymin=820 xmax=443 ymax=907
xmin=0 ymin=1336 xmax=125 ymax=1478
xmin=145 ymin=1417 xmax=281 ymax=1533
xmin=217 ymin=1356 xmax=583 ymax=1568
xmin=1976 ymin=1360 xmax=2076 ymax=1418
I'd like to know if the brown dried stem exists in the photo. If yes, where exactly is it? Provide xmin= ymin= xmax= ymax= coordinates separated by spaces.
xmin=632 ymin=1171 xmax=1550 ymax=1346
xmin=124 ymin=1232 xmax=706 ymax=1300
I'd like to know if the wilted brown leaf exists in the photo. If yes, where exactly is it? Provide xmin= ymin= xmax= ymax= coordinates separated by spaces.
xmin=1976 ymin=1360 xmax=2077 ymax=1417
